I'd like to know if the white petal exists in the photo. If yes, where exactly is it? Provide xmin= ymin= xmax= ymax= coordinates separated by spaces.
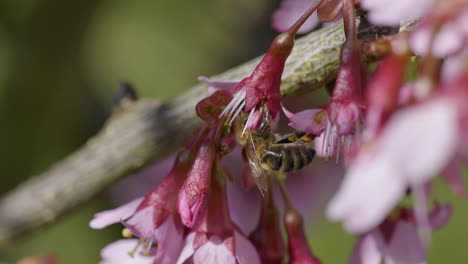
xmin=100 ymin=239 xmax=154 ymax=264
xmin=193 ymin=236 xmax=236 ymax=264
xmin=362 ymin=0 xmax=436 ymax=25
xmin=378 ymin=98 xmax=459 ymax=185
xmin=90 ymin=197 xmax=143 ymax=229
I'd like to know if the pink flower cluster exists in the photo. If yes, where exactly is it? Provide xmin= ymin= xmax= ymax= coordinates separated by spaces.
xmin=91 ymin=0 xmax=467 ymax=263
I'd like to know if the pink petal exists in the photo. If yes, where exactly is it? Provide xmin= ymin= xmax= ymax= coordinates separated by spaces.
xmin=271 ymin=0 xmax=320 ymax=33
xmin=154 ymin=215 xmax=185 ymax=264
xmin=234 ymin=230 xmax=261 ymax=264
xmin=443 ymin=161 xmax=466 ymax=196
xmin=362 ymin=0 xmax=436 ymax=25
xmin=100 ymin=239 xmax=154 ymax=264
xmin=286 ymin=158 xmax=344 ymax=222
xmin=176 ymin=232 xmax=196 ymax=264
xmin=383 ymin=222 xmax=427 ymax=264
xmin=226 ymin=179 xmax=261 ymax=234
xmin=123 ymin=207 xmax=156 ymax=238
xmin=198 ymin=76 xmax=240 ymax=94
xmin=378 ymin=97 xmax=459 ymax=185
xmin=411 ymin=22 xmax=465 ymax=58
xmin=283 ymin=106 xmax=326 ymax=135
xmin=193 ymin=236 xmax=236 ymax=264
xmin=348 ymin=231 xmax=383 ymax=264
xmin=441 ymin=51 xmax=468 ymax=85
xmin=428 ymin=203 xmax=452 ymax=231
xmin=89 ymin=197 xmax=143 ymax=229
xmin=327 ymin=153 xmax=407 ymax=233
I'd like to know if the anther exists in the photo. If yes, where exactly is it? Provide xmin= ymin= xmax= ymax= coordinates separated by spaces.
xmin=121 ymin=228 xmax=133 ymax=238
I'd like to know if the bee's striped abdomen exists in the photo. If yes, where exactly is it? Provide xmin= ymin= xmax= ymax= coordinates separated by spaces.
xmin=261 ymin=144 xmax=315 ymax=172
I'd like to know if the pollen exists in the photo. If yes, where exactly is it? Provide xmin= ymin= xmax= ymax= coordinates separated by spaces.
xmin=301 ymin=135 xmax=314 ymax=142
xmin=121 ymin=228 xmax=133 ymax=238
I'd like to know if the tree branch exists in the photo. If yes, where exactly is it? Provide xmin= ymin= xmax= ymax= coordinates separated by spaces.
xmin=0 ymin=20 xmax=407 ymax=248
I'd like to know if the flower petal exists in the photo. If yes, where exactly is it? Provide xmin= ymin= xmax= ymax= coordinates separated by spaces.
xmin=176 ymin=232 xmax=196 ymax=264
xmin=234 ymin=230 xmax=261 ymax=264
xmin=378 ymin=97 xmax=459 ymax=185
xmin=154 ymin=215 xmax=185 ymax=264
xmin=89 ymin=197 xmax=143 ymax=229
xmin=283 ymin=106 xmax=326 ymax=135
xmin=100 ymin=239 xmax=154 ymax=264
xmin=327 ymin=153 xmax=406 ymax=233
xmin=410 ymin=22 xmax=465 ymax=58
xmin=348 ymin=231 xmax=383 ymax=264
xmin=383 ymin=222 xmax=427 ymax=264
xmin=428 ymin=202 xmax=452 ymax=231
xmin=362 ymin=0 xmax=436 ymax=25
xmin=193 ymin=236 xmax=236 ymax=264
xmin=227 ymin=179 xmax=261 ymax=234
xmin=271 ymin=0 xmax=320 ymax=33
xmin=122 ymin=207 xmax=156 ymax=238
xmin=198 ymin=76 xmax=240 ymax=94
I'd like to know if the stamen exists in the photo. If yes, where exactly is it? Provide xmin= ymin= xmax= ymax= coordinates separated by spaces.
xmin=144 ymin=237 xmax=155 ymax=256
xmin=228 ymin=100 xmax=245 ymax=125
xmin=242 ymin=108 xmax=256 ymax=136
xmin=219 ymin=89 xmax=246 ymax=123
xmin=128 ymin=239 xmax=144 ymax=258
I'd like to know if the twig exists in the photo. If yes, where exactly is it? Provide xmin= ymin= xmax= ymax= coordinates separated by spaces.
xmin=0 ymin=19 xmax=407 ymax=248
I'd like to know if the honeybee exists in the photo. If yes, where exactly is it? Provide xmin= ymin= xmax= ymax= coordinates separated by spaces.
xmin=235 ymin=106 xmax=316 ymax=191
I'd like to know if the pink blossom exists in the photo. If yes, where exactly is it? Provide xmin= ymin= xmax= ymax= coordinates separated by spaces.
xmin=361 ymin=0 xmax=436 ymax=25
xmin=177 ymin=141 xmax=216 ymax=228
xmin=221 ymin=1 xmax=324 ymax=126
xmin=283 ymin=47 xmax=362 ymax=159
xmin=177 ymin=175 xmax=261 ymax=264
xmin=91 ymin=155 xmax=188 ymax=262
xmin=327 ymin=95 xmax=461 ymax=233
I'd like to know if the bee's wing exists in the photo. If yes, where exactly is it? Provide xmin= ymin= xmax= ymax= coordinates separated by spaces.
xmin=245 ymin=130 xmax=268 ymax=194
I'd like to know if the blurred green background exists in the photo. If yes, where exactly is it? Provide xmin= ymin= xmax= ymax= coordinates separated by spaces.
xmin=0 ymin=0 xmax=466 ymax=263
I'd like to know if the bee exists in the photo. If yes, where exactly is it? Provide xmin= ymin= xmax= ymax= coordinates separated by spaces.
xmin=235 ymin=106 xmax=316 ymax=191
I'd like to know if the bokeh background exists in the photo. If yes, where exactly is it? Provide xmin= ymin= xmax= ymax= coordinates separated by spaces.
xmin=0 ymin=0 xmax=466 ymax=263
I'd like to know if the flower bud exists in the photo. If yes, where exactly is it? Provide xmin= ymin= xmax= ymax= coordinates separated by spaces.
xmin=284 ymin=208 xmax=321 ymax=264
xmin=177 ymin=141 xmax=216 ymax=228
